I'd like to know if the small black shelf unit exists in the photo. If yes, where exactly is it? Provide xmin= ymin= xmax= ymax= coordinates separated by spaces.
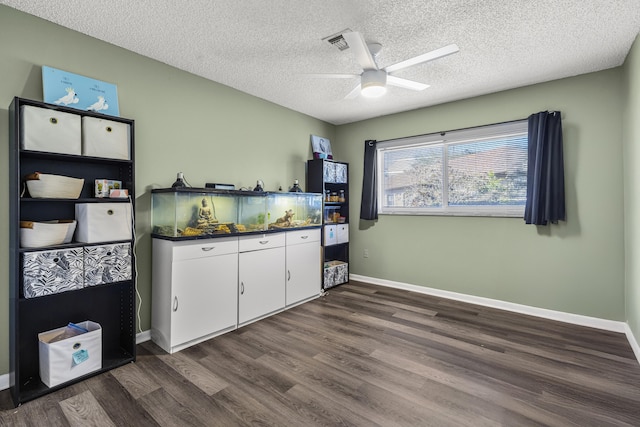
xmin=307 ymin=159 xmax=349 ymax=289
xmin=8 ymin=97 xmax=136 ymax=406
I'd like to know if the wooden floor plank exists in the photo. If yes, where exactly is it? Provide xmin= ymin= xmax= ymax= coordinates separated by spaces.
xmin=136 ymin=342 xmax=239 ymax=427
xmin=109 ymin=360 xmax=161 ymax=400
xmin=136 ymin=388 xmax=207 ymax=427
xmin=58 ymin=390 xmax=115 ymax=427
xmin=155 ymin=350 xmax=228 ymax=396
xmin=83 ymin=373 xmax=159 ymax=427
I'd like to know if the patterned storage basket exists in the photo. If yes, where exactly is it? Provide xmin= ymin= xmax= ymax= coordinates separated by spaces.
xmin=23 ymin=248 xmax=84 ymax=298
xmin=84 ymin=243 xmax=132 ymax=286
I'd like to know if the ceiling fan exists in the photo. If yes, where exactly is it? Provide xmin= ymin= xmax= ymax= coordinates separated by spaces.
xmin=315 ymin=31 xmax=459 ymax=99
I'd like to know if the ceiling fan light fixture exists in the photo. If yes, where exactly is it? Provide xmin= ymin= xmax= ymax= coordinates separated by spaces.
xmin=361 ymin=70 xmax=387 ymax=98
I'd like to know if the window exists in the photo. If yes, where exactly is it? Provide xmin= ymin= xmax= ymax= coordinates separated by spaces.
xmin=377 ymin=120 xmax=528 ymax=217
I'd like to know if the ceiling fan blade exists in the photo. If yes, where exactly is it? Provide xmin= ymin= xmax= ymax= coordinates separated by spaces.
xmin=387 ymin=76 xmax=429 ymax=91
xmin=306 ymin=73 xmax=359 ymax=79
xmin=384 ymin=44 xmax=459 ymax=74
xmin=343 ymin=32 xmax=378 ymax=71
xmin=344 ymin=84 xmax=361 ymax=99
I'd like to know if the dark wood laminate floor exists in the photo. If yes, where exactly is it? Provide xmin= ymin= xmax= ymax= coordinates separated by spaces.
xmin=2 ymin=281 xmax=640 ymax=426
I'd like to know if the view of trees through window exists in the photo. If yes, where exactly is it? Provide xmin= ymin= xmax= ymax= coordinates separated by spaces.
xmin=378 ymin=122 xmax=528 ymax=216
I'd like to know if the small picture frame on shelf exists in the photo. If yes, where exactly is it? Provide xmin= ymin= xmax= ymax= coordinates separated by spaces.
xmin=311 ymin=135 xmax=333 ymax=159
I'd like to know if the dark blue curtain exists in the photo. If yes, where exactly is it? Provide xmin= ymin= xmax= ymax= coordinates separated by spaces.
xmin=524 ymin=111 xmax=565 ymax=225
xmin=360 ymin=140 xmax=378 ymax=220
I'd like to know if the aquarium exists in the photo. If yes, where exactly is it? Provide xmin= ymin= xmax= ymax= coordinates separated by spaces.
xmin=152 ymin=189 xmax=322 ymax=239
xmin=151 ymin=189 xmax=239 ymax=238
xmin=264 ymin=192 xmax=323 ymax=230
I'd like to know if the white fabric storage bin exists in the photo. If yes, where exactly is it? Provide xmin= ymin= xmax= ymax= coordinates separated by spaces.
xmin=22 ymin=248 xmax=84 ymax=298
xmin=84 ymin=243 xmax=132 ymax=286
xmin=324 ymin=225 xmax=337 ymax=246
xmin=337 ymin=224 xmax=349 ymax=244
xmin=81 ymin=117 xmax=130 ymax=160
xmin=75 ymin=202 xmax=132 ymax=243
xmin=20 ymin=105 xmax=81 ymax=155
xmin=38 ymin=321 xmax=102 ymax=388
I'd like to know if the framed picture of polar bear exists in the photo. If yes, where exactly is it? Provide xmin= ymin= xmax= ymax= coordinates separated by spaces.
xmin=42 ymin=66 xmax=120 ymax=117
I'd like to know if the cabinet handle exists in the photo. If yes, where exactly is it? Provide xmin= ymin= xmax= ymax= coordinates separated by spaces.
xmin=300 ymin=235 xmax=309 ymax=240
xmin=201 ymin=246 xmax=215 ymax=251
xmin=173 ymin=296 xmax=178 ymax=312
xmin=259 ymin=240 xmax=269 ymax=245
xmin=240 ymin=282 xmax=245 ymax=295
xmin=287 ymin=270 xmax=291 ymax=281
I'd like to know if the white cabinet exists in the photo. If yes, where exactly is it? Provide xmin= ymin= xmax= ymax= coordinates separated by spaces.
xmin=152 ymin=237 xmax=239 ymax=353
xmin=238 ymin=233 xmax=286 ymax=325
xmin=151 ymin=229 xmax=321 ymax=354
xmin=286 ymin=229 xmax=321 ymax=306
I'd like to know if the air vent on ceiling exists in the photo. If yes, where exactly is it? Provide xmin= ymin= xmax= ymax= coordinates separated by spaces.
xmin=323 ymin=29 xmax=352 ymax=51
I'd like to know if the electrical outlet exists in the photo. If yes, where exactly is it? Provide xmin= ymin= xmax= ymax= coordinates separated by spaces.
xmin=363 ymin=249 xmax=369 ymax=258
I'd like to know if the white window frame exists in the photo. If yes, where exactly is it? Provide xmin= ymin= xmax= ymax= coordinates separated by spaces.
xmin=376 ymin=120 xmax=528 ymax=217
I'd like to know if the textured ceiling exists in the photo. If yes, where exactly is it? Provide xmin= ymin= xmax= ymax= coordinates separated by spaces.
xmin=2 ymin=1 xmax=640 ymax=125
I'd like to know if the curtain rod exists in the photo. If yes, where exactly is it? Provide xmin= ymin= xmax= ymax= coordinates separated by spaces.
xmin=376 ymin=117 xmax=528 ymax=145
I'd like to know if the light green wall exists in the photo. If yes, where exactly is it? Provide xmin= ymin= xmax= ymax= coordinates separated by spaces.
xmin=336 ymin=69 xmax=626 ymax=321
xmin=623 ymin=34 xmax=640 ymax=346
xmin=0 ymin=6 xmax=335 ymax=375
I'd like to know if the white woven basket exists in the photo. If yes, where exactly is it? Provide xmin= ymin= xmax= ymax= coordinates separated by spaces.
xmin=20 ymin=220 xmax=77 ymax=248
xmin=25 ymin=172 xmax=84 ymax=199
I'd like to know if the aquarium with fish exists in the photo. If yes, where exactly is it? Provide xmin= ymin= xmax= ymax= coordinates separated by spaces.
xmin=152 ymin=189 xmax=322 ymax=239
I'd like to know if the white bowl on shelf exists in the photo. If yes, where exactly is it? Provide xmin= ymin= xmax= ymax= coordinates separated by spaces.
xmin=20 ymin=220 xmax=77 ymax=248
xmin=25 ymin=172 xmax=84 ymax=199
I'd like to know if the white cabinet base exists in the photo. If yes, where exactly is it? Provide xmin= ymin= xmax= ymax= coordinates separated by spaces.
xmin=152 ymin=229 xmax=321 ymax=354
xmin=152 ymin=237 xmax=238 ymax=354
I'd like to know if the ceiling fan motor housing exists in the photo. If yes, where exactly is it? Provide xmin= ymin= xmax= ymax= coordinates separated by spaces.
xmin=361 ymin=69 xmax=387 ymax=97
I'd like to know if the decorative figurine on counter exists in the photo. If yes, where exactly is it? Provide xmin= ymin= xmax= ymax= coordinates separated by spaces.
xmin=253 ymin=179 xmax=264 ymax=192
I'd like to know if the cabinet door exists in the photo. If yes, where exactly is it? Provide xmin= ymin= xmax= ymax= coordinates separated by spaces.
xmin=286 ymin=242 xmax=321 ymax=305
xmin=238 ymin=247 xmax=285 ymax=324
xmin=171 ymin=253 xmax=238 ymax=345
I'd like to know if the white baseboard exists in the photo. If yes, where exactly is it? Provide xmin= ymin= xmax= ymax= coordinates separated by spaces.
xmin=136 ymin=330 xmax=151 ymax=344
xmin=0 ymin=373 xmax=8 ymax=392
xmin=350 ymin=274 xmax=640 ymax=364
xmin=624 ymin=323 xmax=640 ymax=363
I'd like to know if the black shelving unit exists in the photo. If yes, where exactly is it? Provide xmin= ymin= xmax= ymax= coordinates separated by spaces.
xmin=9 ymin=97 xmax=136 ymax=406
xmin=307 ymin=159 xmax=349 ymax=290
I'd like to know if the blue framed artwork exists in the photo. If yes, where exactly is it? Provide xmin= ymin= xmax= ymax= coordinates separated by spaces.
xmin=42 ymin=66 xmax=120 ymax=117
